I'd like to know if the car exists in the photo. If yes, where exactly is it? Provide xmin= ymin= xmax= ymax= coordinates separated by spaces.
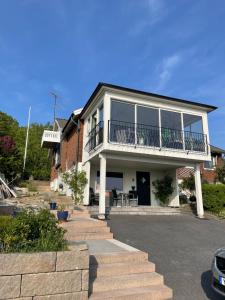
xmin=212 ymin=247 xmax=225 ymax=296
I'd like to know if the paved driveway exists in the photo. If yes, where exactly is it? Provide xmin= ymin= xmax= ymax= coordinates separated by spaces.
xmin=107 ymin=214 xmax=225 ymax=300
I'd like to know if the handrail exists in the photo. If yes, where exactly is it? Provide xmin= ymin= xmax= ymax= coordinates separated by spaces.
xmin=109 ymin=120 xmax=207 ymax=153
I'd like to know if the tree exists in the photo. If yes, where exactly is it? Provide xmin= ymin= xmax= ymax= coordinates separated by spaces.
xmin=0 ymin=111 xmax=51 ymax=181
xmin=0 ymin=112 xmax=23 ymax=180
xmin=216 ymin=165 xmax=225 ymax=184
xmin=180 ymin=173 xmax=195 ymax=193
xmin=62 ymin=169 xmax=88 ymax=205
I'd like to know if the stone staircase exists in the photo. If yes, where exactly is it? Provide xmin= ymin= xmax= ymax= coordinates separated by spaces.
xmin=61 ymin=210 xmax=113 ymax=241
xmin=89 ymin=251 xmax=172 ymax=299
xmin=61 ymin=208 xmax=173 ymax=299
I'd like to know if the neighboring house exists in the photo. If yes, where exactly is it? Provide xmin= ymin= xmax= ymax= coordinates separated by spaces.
xmin=42 ymin=82 xmax=217 ymax=218
xmin=177 ymin=145 xmax=225 ymax=184
xmin=41 ymin=117 xmax=67 ymax=191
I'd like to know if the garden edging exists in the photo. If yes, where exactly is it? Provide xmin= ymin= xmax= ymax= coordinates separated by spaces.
xmin=0 ymin=242 xmax=89 ymax=300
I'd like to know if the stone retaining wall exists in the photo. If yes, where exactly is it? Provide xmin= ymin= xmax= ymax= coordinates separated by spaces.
xmin=0 ymin=242 xmax=89 ymax=300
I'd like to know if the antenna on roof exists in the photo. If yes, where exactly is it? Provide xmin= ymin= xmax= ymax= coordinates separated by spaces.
xmin=50 ymin=92 xmax=59 ymax=128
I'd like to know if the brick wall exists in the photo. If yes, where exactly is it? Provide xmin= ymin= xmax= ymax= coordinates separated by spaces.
xmin=50 ymin=121 xmax=84 ymax=181
xmin=200 ymin=154 xmax=223 ymax=183
xmin=0 ymin=243 xmax=89 ymax=300
xmin=177 ymin=153 xmax=224 ymax=184
xmin=61 ymin=121 xmax=84 ymax=172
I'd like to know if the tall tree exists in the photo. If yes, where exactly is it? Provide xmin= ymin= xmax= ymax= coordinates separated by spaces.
xmin=0 ymin=111 xmax=51 ymax=181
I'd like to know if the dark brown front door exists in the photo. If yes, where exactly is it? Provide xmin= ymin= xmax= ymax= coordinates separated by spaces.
xmin=136 ymin=171 xmax=150 ymax=205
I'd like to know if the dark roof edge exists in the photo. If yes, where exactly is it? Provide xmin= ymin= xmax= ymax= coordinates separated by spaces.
xmin=80 ymin=82 xmax=217 ymax=117
xmin=210 ymin=145 xmax=225 ymax=154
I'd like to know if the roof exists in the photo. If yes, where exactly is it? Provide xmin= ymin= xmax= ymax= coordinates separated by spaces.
xmin=80 ymin=82 xmax=217 ymax=117
xmin=55 ymin=118 xmax=67 ymax=129
xmin=210 ymin=145 xmax=225 ymax=154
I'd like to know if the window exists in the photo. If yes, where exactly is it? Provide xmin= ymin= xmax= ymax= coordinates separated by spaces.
xmin=110 ymin=100 xmax=135 ymax=144
xmin=97 ymin=171 xmax=123 ymax=191
xmin=204 ymin=156 xmax=216 ymax=169
xmin=99 ymin=105 xmax=104 ymax=124
xmin=111 ymin=100 xmax=135 ymax=123
xmin=183 ymin=114 xmax=203 ymax=133
xmin=183 ymin=114 xmax=204 ymax=152
xmin=137 ymin=106 xmax=160 ymax=147
xmin=161 ymin=110 xmax=182 ymax=149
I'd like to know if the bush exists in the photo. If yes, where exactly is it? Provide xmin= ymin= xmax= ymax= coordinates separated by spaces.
xmin=152 ymin=175 xmax=174 ymax=205
xmin=62 ymin=169 xmax=88 ymax=205
xmin=0 ymin=209 xmax=68 ymax=253
xmin=202 ymin=184 xmax=225 ymax=213
xmin=179 ymin=194 xmax=188 ymax=204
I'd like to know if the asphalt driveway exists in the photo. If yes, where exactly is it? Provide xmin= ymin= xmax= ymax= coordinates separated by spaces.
xmin=107 ymin=214 xmax=225 ymax=300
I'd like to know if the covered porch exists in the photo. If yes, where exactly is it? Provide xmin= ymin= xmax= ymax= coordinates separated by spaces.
xmin=82 ymin=153 xmax=204 ymax=219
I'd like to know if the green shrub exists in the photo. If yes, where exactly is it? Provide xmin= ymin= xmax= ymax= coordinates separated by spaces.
xmin=0 ymin=209 xmax=68 ymax=253
xmin=202 ymin=184 xmax=225 ymax=213
xmin=152 ymin=175 xmax=174 ymax=205
xmin=18 ymin=181 xmax=28 ymax=188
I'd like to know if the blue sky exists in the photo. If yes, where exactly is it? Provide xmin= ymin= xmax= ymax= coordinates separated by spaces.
xmin=0 ymin=0 xmax=225 ymax=147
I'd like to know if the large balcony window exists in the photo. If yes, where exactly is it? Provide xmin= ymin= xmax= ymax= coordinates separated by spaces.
xmin=161 ymin=110 xmax=183 ymax=150
xmin=110 ymin=100 xmax=135 ymax=144
xmin=108 ymin=100 xmax=207 ymax=153
xmin=137 ymin=106 xmax=160 ymax=147
xmin=86 ymin=99 xmax=207 ymax=154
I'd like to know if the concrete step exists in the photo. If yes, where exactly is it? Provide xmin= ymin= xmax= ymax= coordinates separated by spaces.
xmin=90 ymin=251 xmax=148 ymax=265
xmin=87 ymin=206 xmax=180 ymax=216
xmin=70 ymin=226 xmax=110 ymax=233
xmin=66 ymin=232 xmax=113 ymax=241
xmin=91 ymin=272 xmax=164 ymax=292
xmin=90 ymin=261 xmax=155 ymax=278
xmin=89 ymin=284 xmax=173 ymax=300
xmin=61 ymin=220 xmax=107 ymax=228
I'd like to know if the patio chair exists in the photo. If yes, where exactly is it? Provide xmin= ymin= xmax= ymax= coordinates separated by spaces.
xmin=89 ymin=187 xmax=99 ymax=206
xmin=111 ymin=189 xmax=122 ymax=207
xmin=128 ymin=190 xmax=138 ymax=206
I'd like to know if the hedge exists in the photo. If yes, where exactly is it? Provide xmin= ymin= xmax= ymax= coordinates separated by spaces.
xmin=202 ymin=184 xmax=225 ymax=213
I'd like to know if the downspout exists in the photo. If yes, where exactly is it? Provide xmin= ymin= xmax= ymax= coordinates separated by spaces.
xmin=70 ymin=115 xmax=81 ymax=172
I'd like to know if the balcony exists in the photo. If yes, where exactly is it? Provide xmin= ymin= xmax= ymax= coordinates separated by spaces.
xmin=109 ymin=120 xmax=208 ymax=153
xmin=41 ymin=130 xmax=60 ymax=148
xmin=85 ymin=121 xmax=104 ymax=152
xmin=86 ymin=120 xmax=208 ymax=154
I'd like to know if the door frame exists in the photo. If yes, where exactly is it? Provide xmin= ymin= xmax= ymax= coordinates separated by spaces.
xmin=136 ymin=171 xmax=151 ymax=206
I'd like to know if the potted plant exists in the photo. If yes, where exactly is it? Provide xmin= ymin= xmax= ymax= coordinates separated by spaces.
xmin=49 ymin=200 xmax=57 ymax=210
xmin=57 ymin=204 xmax=69 ymax=222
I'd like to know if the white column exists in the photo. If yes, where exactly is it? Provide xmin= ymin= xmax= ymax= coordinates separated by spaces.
xmin=99 ymin=154 xmax=106 ymax=219
xmin=195 ymin=163 xmax=204 ymax=218
xmin=83 ymin=161 xmax=90 ymax=205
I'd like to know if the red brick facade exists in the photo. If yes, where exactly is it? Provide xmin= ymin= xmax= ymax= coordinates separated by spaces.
xmin=50 ymin=121 xmax=84 ymax=181
xmin=177 ymin=153 xmax=224 ymax=183
xmin=200 ymin=155 xmax=223 ymax=183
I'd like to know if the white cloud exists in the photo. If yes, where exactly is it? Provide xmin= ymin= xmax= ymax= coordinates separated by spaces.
xmin=156 ymin=54 xmax=181 ymax=91
xmin=130 ymin=0 xmax=165 ymax=36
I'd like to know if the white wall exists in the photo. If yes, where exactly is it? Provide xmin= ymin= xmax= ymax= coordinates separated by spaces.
xmin=88 ymin=163 xmax=179 ymax=207
xmin=82 ymin=89 xmax=211 ymax=164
